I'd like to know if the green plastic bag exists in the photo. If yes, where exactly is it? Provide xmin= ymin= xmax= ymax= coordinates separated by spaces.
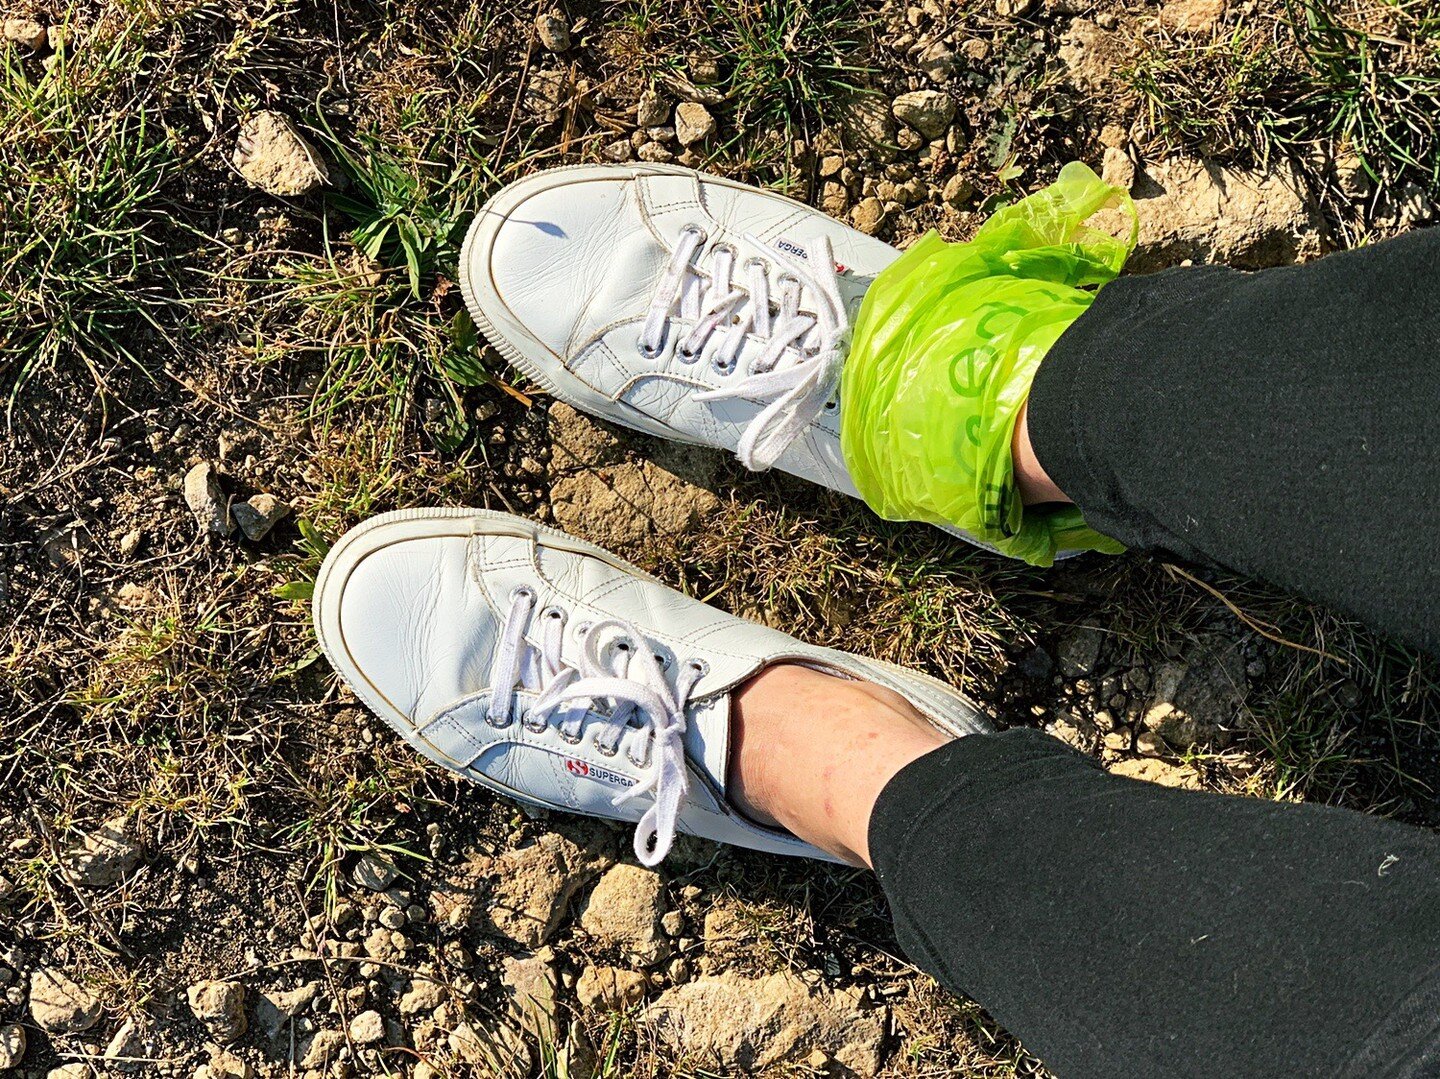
xmin=840 ymin=162 xmax=1138 ymax=566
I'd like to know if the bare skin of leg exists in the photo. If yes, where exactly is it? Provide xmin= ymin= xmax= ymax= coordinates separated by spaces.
xmin=1013 ymin=398 xmax=1070 ymax=506
xmin=729 ymin=664 xmax=949 ymax=868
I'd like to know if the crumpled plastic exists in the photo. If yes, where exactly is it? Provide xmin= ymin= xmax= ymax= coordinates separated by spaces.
xmin=840 ymin=161 xmax=1138 ymax=565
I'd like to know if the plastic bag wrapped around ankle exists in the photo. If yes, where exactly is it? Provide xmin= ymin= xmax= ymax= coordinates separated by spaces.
xmin=840 ymin=162 xmax=1137 ymax=566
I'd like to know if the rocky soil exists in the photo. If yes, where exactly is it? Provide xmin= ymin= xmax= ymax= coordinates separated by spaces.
xmin=3 ymin=0 xmax=1439 ymax=1076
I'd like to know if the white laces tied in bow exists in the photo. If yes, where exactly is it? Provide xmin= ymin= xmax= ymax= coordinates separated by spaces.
xmin=486 ymin=589 xmax=705 ymax=867
xmin=638 ymin=226 xmax=852 ymax=472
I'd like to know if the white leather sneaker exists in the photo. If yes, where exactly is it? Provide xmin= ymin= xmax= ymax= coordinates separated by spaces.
xmin=314 ymin=508 xmax=990 ymax=866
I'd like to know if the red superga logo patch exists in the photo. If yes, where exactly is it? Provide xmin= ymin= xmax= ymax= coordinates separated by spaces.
xmin=565 ymin=758 xmax=635 ymax=788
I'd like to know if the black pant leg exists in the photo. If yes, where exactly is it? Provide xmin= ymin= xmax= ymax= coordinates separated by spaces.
xmin=1028 ymin=227 xmax=1440 ymax=656
xmin=871 ymin=730 xmax=1440 ymax=1078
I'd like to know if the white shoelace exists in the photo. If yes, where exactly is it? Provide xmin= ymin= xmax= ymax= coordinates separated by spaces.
xmin=485 ymin=588 xmax=705 ymax=867
xmin=638 ymin=225 xmax=852 ymax=471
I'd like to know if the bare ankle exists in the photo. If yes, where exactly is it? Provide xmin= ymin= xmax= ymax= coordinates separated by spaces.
xmin=1013 ymin=398 xmax=1071 ymax=506
xmin=729 ymin=664 xmax=948 ymax=867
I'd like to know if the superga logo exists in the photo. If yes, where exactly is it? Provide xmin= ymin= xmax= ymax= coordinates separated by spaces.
xmin=565 ymin=758 xmax=635 ymax=788
xmin=775 ymin=238 xmax=809 ymax=260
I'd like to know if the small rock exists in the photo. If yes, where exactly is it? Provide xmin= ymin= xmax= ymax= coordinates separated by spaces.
xmin=3 ymin=18 xmax=46 ymax=49
xmin=299 ymin=1028 xmax=345 ymax=1069
xmin=29 ymin=967 xmax=101 ymax=1034
xmin=352 ymin=852 xmax=399 ymax=892
xmin=1058 ymin=18 xmax=1133 ymax=94
xmin=849 ymin=196 xmax=887 ymax=235
xmin=636 ymin=90 xmax=669 ymax=127
xmin=995 ymin=0 xmax=1035 ymax=14
xmin=46 ymin=1067 xmax=89 ymax=1079
xmin=187 ymin=980 xmax=247 ymax=1043
xmin=1057 ymin=623 xmax=1105 ymax=678
xmin=525 ymin=68 xmax=572 ymax=124
xmin=637 ymin=141 xmax=674 ymax=163
xmin=674 ymin=102 xmax=716 ymax=147
xmin=1160 ymin=0 xmax=1225 ymax=33
xmin=256 ymin=981 xmax=319 ymax=1037
xmin=661 ymin=910 xmax=685 ymax=937
xmin=118 ymin=529 xmax=143 ymax=557
xmin=688 ymin=55 xmax=722 ymax=85
xmin=579 ymin=864 xmax=670 ymax=965
xmin=840 ymin=94 xmax=897 ymax=160
xmin=534 ymin=11 xmax=570 ymax=52
xmin=575 ymin=965 xmax=648 ymax=1011
xmin=501 ymin=949 xmax=558 ymax=1040
xmin=602 ymin=139 xmax=633 ymax=162
xmin=103 ymin=1016 xmax=151 ymax=1073
xmin=891 ymin=90 xmax=955 ymax=140
xmin=233 ymin=112 xmax=329 ymax=197
xmin=348 ymin=1009 xmax=384 ymax=1044
xmin=46 ymin=24 xmax=65 ymax=51
xmin=65 ymin=815 xmax=142 ymax=887
xmin=399 ymin=978 xmax=445 ymax=1016
xmin=1109 ymin=757 xmax=1199 ymax=788
xmin=642 ymin=971 xmax=884 ymax=1073
xmin=183 ymin=462 xmax=234 ymax=536
xmin=232 ymin=493 xmax=290 ymax=541
xmin=916 ymin=39 xmax=956 ymax=82
xmin=205 ymin=1048 xmax=252 ymax=1079
xmin=941 ymin=173 xmax=976 ymax=208
xmin=0 ymin=1023 xmax=25 ymax=1069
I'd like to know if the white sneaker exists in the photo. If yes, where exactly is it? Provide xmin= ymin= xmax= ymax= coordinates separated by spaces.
xmin=314 ymin=508 xmax=990 ymax=866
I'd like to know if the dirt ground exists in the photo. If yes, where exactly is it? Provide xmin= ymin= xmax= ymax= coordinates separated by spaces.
xmin=3 ymin=0 xmax=1440 ymax=1075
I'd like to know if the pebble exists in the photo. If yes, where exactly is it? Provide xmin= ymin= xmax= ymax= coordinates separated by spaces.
xmin=183 ymin=462 xmax=234 ymax=536
xmin=187 ymin=980 xmax=247 ymax=1042
xmin=849 ymin=197 xmax=887 ymax=236
xmin=233 ymin=111 xmax=329 ymax=197
xmin=3 ymin=17 xmax=46 ymax=49
xmin=29 ymin=967 xmax=101 ymax=1034
xmin=352 ymin=853 xmax=398 ymax=892
xmin=674 ymin=102 xmax=715 ymax=147
xmin=348 ymin=1008 xmax=385 ymax=1044
xmin=0 ymin=1023 xmax=25 ymax=1069
xmin=891 ymin=89 xmax=956 ymax=140
xmin=534 ymin=11 xmax=570 ymax=52
xmin=636 ymin=90 xmax=669 ymax=127
xmin=232 ymin=493 xmax=290 ymax=541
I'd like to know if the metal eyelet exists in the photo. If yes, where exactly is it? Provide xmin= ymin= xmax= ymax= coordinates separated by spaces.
xmin=558 ymin=728 xmax=583 ymax=745
xmin=678 ymin=344 xmax=700 ymax=362
xmin=653 ymin=652 xmax=671 ymax=669
xmin=823 ymin=399 xmax=838 ymax=411
xmin=680 ymin=223 xmax=708 ymax=243
xmin=510 ymin=584 xmax=535 ymax=602
xmin=638 ymin=336 xmax=665 ymax=360
xmin=594 ymin=738 xmax=620 ymax=758
xmin=614 ymin=638 xmax=632 ymax=653
xmin=627 ymin=748 xmax=651 ymax=769
xmin=575 ymin=621 xmax=592 ymax=637
xmin=776 ymin=272 xmax=801 ymax=291
xmin=711 ymin=357 xmax=735 ymax=376
xmin=687 ymin=659 xmax=710 ymax=677
xmin=542 ymin=606 xmax=565 ymax=622
xmin=742 ymin=256 xmax=766 ymax=272
xmin=712 ymin=241 xmax=737 ymax=259
xmin=523 ymin=714 xmax=548 ymax=734
xmin=484 ymin=712 xmax=513 ymax=729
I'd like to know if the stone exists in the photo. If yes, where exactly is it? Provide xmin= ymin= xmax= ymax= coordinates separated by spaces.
xmin=917 ymin=39 xmax=956 ymax=82
xmin=233 ymin=112 xmax=328 ymax=197
xmin=232 ymin=493 xmax=290 ymax=541
xmin=103 ymin=1017 xmax=152 ymax=1073
xmin=399 ymin=978 xmax=446 ymax=1016
xmin=46 ymin=1067 xmax=89 ymax=1079
xmin=674 ymin=102 xmax=716 ymax=147
xmin=1057 ymin=623 xmax=1105 ymax=678
xmin=118 ymin=529 xmax=143 ymax=557
xmin=578 ymin=864 xmax=670 ymax=965
xmin=643 ymin=971 xmax=885 ymax=1074
xmin=548 ymin=402 xmax=718 ymax=550
xmin=525 ymin=68 xmax=571 ymax=124
xmin=501 ymin=949 xmax=559 ymax=1040
xmin=0 ymin=1023 xmax=25 ymax=1069
xmin=489 ymin=833 xmax=611 ymax=946
xmin=941 ymin=173 xmax=976 ymax=208
xmin=187 ymin=979 xmax=247 ymax=1042
xmin=351 ymin=852 xmax=398 ymax=891
xmin=204 ymin=1049 xmax=252 ymax=1079
xmin=1092 ymin=154 xmax=1325 ymax=270
xmin=299 ymin=1028 xmax=345 ymax=1069
xmin=996 ymin=0 xmax=1035 ymax=14
xmin=575 ymin=965 xmax=648 ymax=1011
xmin=890 ymin=90 xmax=955 ymax=140
xmin=29 ymin=967 xmax=101 ymax=1034
xmin=184 ymin=462 xmax=234 ymax=536
xmin=349 ymin=1009 xmax=384 ymax=1044
xmin=849 ymin=196 xmax=887 ymax=235
xmin=637 ymin=141 xmax=675 ymax=163
xmin=688 ymin=55 xmax=722 ymax=85
xmin=636 ymin=90 xmax=670 ymax=127
xmin=1058 ymin=18 xmax=1133 ymax=94
xmin=1109 ymin=757 xmax=1199 ymax=788
xmin=1160 ymin=0 xmax=1225 ymax=33
xmin=256 ymin=980 xmax=319 ymax=1037
xmin=821 ymin=180 xmax=849 ymax=216
xmin=1101 ymin=145 xmax=1135 ymax=189
xmin=602 ymin=139 xmax=633 ymax=162
xmin=840 ymin=94 xmax=897 ymax=161
xmin=65 ymin=814 xmax=142 ymax=887
xmin=3 ymin=18 xmax=46 ymax=49
xmin=534 ymin=11 xmax=570 ymax=52
xmin=1139 ymin=634 xmax=1248 ymax=746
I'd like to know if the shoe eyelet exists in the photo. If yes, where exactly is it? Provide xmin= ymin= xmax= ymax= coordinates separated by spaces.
xmin=823 ymin=399 xmax=838 ymax=411
xmin=576 ymin=621 xmax=592 ymax=637
xmin=680 ymin=223 xmax=708 ymax=243
xmin=678 ymin=345 xmax=699 ymax=362
xmin=523 ymin=715 xmax=549 ymax=734
xmin=485 ymin=713 xmax=513 ymax=729
xmin=776 ymin=272 xmax=801 ymax=290
xmin=627 ymin=748 xmax=651 ymax=769
xmin=712 ymin=241 xmax=737 ymax=259
xmin=542 ymin=606 xmax=565 ymax=622
xmin=614 ymin=638 xmax=632 ymax=652
xmin=711 ymin=357 xmax=735 ymax=376
xmin=638 ymin=337 xmax=665 ymax=360
xmin=653 ymin=652 xmax=671 ymax=669
xmin=742 ymin=256 xmax=766 ymax=272
xmin=687 ymin=659 xmax=709 ymax=677
xmin=558 ymin=729 xmax=582 ymax=745
xmin=594 ymin=738 xmax=620 ymax=757
xmin=510 ymin=584 xmax=536 ymax=602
